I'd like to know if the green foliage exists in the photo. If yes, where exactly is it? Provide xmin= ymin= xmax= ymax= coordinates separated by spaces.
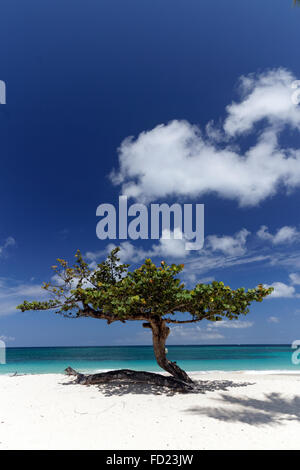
xmin=17 ymin=247 xmax=273 ymax=325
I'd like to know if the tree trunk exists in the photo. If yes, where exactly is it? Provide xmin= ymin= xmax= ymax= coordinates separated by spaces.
xmin=65 ymin=366 xmax=194 ymax=392
xmin=145 ymin=317 xmax=194 ymax=384
xmin=63 ymin=317 xmax=195 ymax=392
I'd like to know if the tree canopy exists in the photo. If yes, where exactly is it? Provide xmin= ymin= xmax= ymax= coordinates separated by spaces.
xmin=18 ymin=247 xmax=272 ymax=324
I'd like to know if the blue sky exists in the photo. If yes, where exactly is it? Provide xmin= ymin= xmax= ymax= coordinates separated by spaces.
xmin=0 ymin=0 xmax=300 ymax=346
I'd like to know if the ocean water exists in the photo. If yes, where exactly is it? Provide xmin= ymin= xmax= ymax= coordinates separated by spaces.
xmin=0 ymin=345 xmax=299 ymax=375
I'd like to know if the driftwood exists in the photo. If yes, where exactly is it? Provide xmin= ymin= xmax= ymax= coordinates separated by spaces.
xmin=65 ymin=366 xmax=195 ymax=392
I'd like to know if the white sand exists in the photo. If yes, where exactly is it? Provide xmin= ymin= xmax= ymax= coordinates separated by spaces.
xmin=1 ymin=371 xmax=300 ymax=450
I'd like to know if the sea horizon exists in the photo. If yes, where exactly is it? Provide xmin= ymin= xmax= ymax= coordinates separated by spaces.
xmin=1 ymin=344 xmax=299 ymax=375
xmin=5 ymin=343 xmax=293 ymax=348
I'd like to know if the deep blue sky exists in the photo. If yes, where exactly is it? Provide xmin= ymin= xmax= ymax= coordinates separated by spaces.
xmin=0 ymin=0 xmax=300 ymax=346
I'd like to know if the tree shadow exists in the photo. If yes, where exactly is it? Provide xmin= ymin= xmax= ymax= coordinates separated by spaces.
xmin=61 ymin=377 xmax=254 ymax=397
xmin=184 ymin=392 xmax=300 ymax=426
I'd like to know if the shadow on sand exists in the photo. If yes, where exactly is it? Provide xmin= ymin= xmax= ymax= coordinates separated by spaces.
xmin=62 ymin=377 xmax=254 ymax=397
xmin=184 ymin=392 xmax=300 ymax=426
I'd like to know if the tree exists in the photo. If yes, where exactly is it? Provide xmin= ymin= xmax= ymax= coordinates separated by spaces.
xmin=17 ymin=248 xmax=273 ymax=391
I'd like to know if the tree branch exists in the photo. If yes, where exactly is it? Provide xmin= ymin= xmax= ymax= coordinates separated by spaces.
xmin=81 ymin=308 xmax=147 ymax=324
xmin=164 ymin=318 xmax=201 ymax=324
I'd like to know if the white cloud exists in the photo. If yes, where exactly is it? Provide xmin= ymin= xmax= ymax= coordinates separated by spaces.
xmin=273 ymin=227 xmax=298 ymax=245
xmin=0 ymin=335 xmax=15 ymax=342
xmin=86 ymin=227 xmax=268 ymax=273
xmin=118 ymin=324 xmax=225 ymax=345
xmin=183 ymin=252 xmax=270 ymax=276
xmin=51 ymin=272 xmax=96 ymax=290
xmin=0 ymin=237 xmax=16 ymax=257
xmin=206 ymin=228 xmax=250 ymax=256
xmin=169 ymin=325 xmax=224 ymax=342
xmin=168 ymin=319 xmax=253 ymax=344
xmin=87 ymin=242 xmax=141 ymax=265
xmin=153 ymin=228 xmax=188 ymax=258
xmin=264 ymin=281 xmax=297 ymax=298
xmin=86 ymin=223 xmax=300 ymax=286
xmin=110 ymin=241 xmax=146 ymax=263
xmin=85 ymin=249 xmax=106 ymax=262
xmin=206 ymin=320 xmax=253 ymax=330
xmin=185 ymin=274 xmax=215 ymax=285
xmin=268 ymin=251 xmax=300 ymax=270
xmin=111 ymin=68 xmax=300 ymax=207
xmin=0 ymin=280 xmax=47 ymax=316
xmin=257 ymin=225 xmax=299 ymax=244
xmin=224 ymin=68 xmax=300 ymax=135
xmin=268 ymin=316 xmax=280 ymax=323
xmin=87 ymin=228 xmax=189 ymax=264
xmin=289 ymin=273 xmax=300 ymax=285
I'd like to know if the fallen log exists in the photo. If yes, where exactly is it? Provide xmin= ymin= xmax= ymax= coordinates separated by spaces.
xmin=65 ymin=366 xmax=195 ymax=392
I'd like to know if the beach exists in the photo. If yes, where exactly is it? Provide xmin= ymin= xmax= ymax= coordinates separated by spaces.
xmin=1 ymin=371 xmax=300 ymax=450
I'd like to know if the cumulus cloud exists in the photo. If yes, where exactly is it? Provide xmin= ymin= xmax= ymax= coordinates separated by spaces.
xmin=257 ymin=225 xmax=300 ymax=244
xmin=88 ymin=225 xmax=252 ymax=265
xmin=264 ymin=281 xmax=297 ymax=298
xmin=206 ymin=229 xmax=250 ymax=256
xmin=87 ymin=228 xmax=189 ymax=265
xmin=111 ymin=68 xmax=300 ymax=207
xmin=224 ymin=68 xmax=300 ymax=135
xmin=144 ymin=228 xmax=188 ymax=259
xmin=86 ymin=225 xmax=268 ymax=272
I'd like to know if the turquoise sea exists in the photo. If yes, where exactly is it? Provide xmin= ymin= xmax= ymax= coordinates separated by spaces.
xmin=0 ymin=345 xmax=299 ymax=375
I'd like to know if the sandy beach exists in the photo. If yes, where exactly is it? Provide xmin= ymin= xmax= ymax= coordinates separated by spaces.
xmin=0 ymin=371 xmax=300 ymax=450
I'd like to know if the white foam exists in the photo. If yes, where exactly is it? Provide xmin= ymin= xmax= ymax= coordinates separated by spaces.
xmin=190 ymin=369 xmax=300 ymax=375
xmin=241 ymin=369 xmax=300 ymax=375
